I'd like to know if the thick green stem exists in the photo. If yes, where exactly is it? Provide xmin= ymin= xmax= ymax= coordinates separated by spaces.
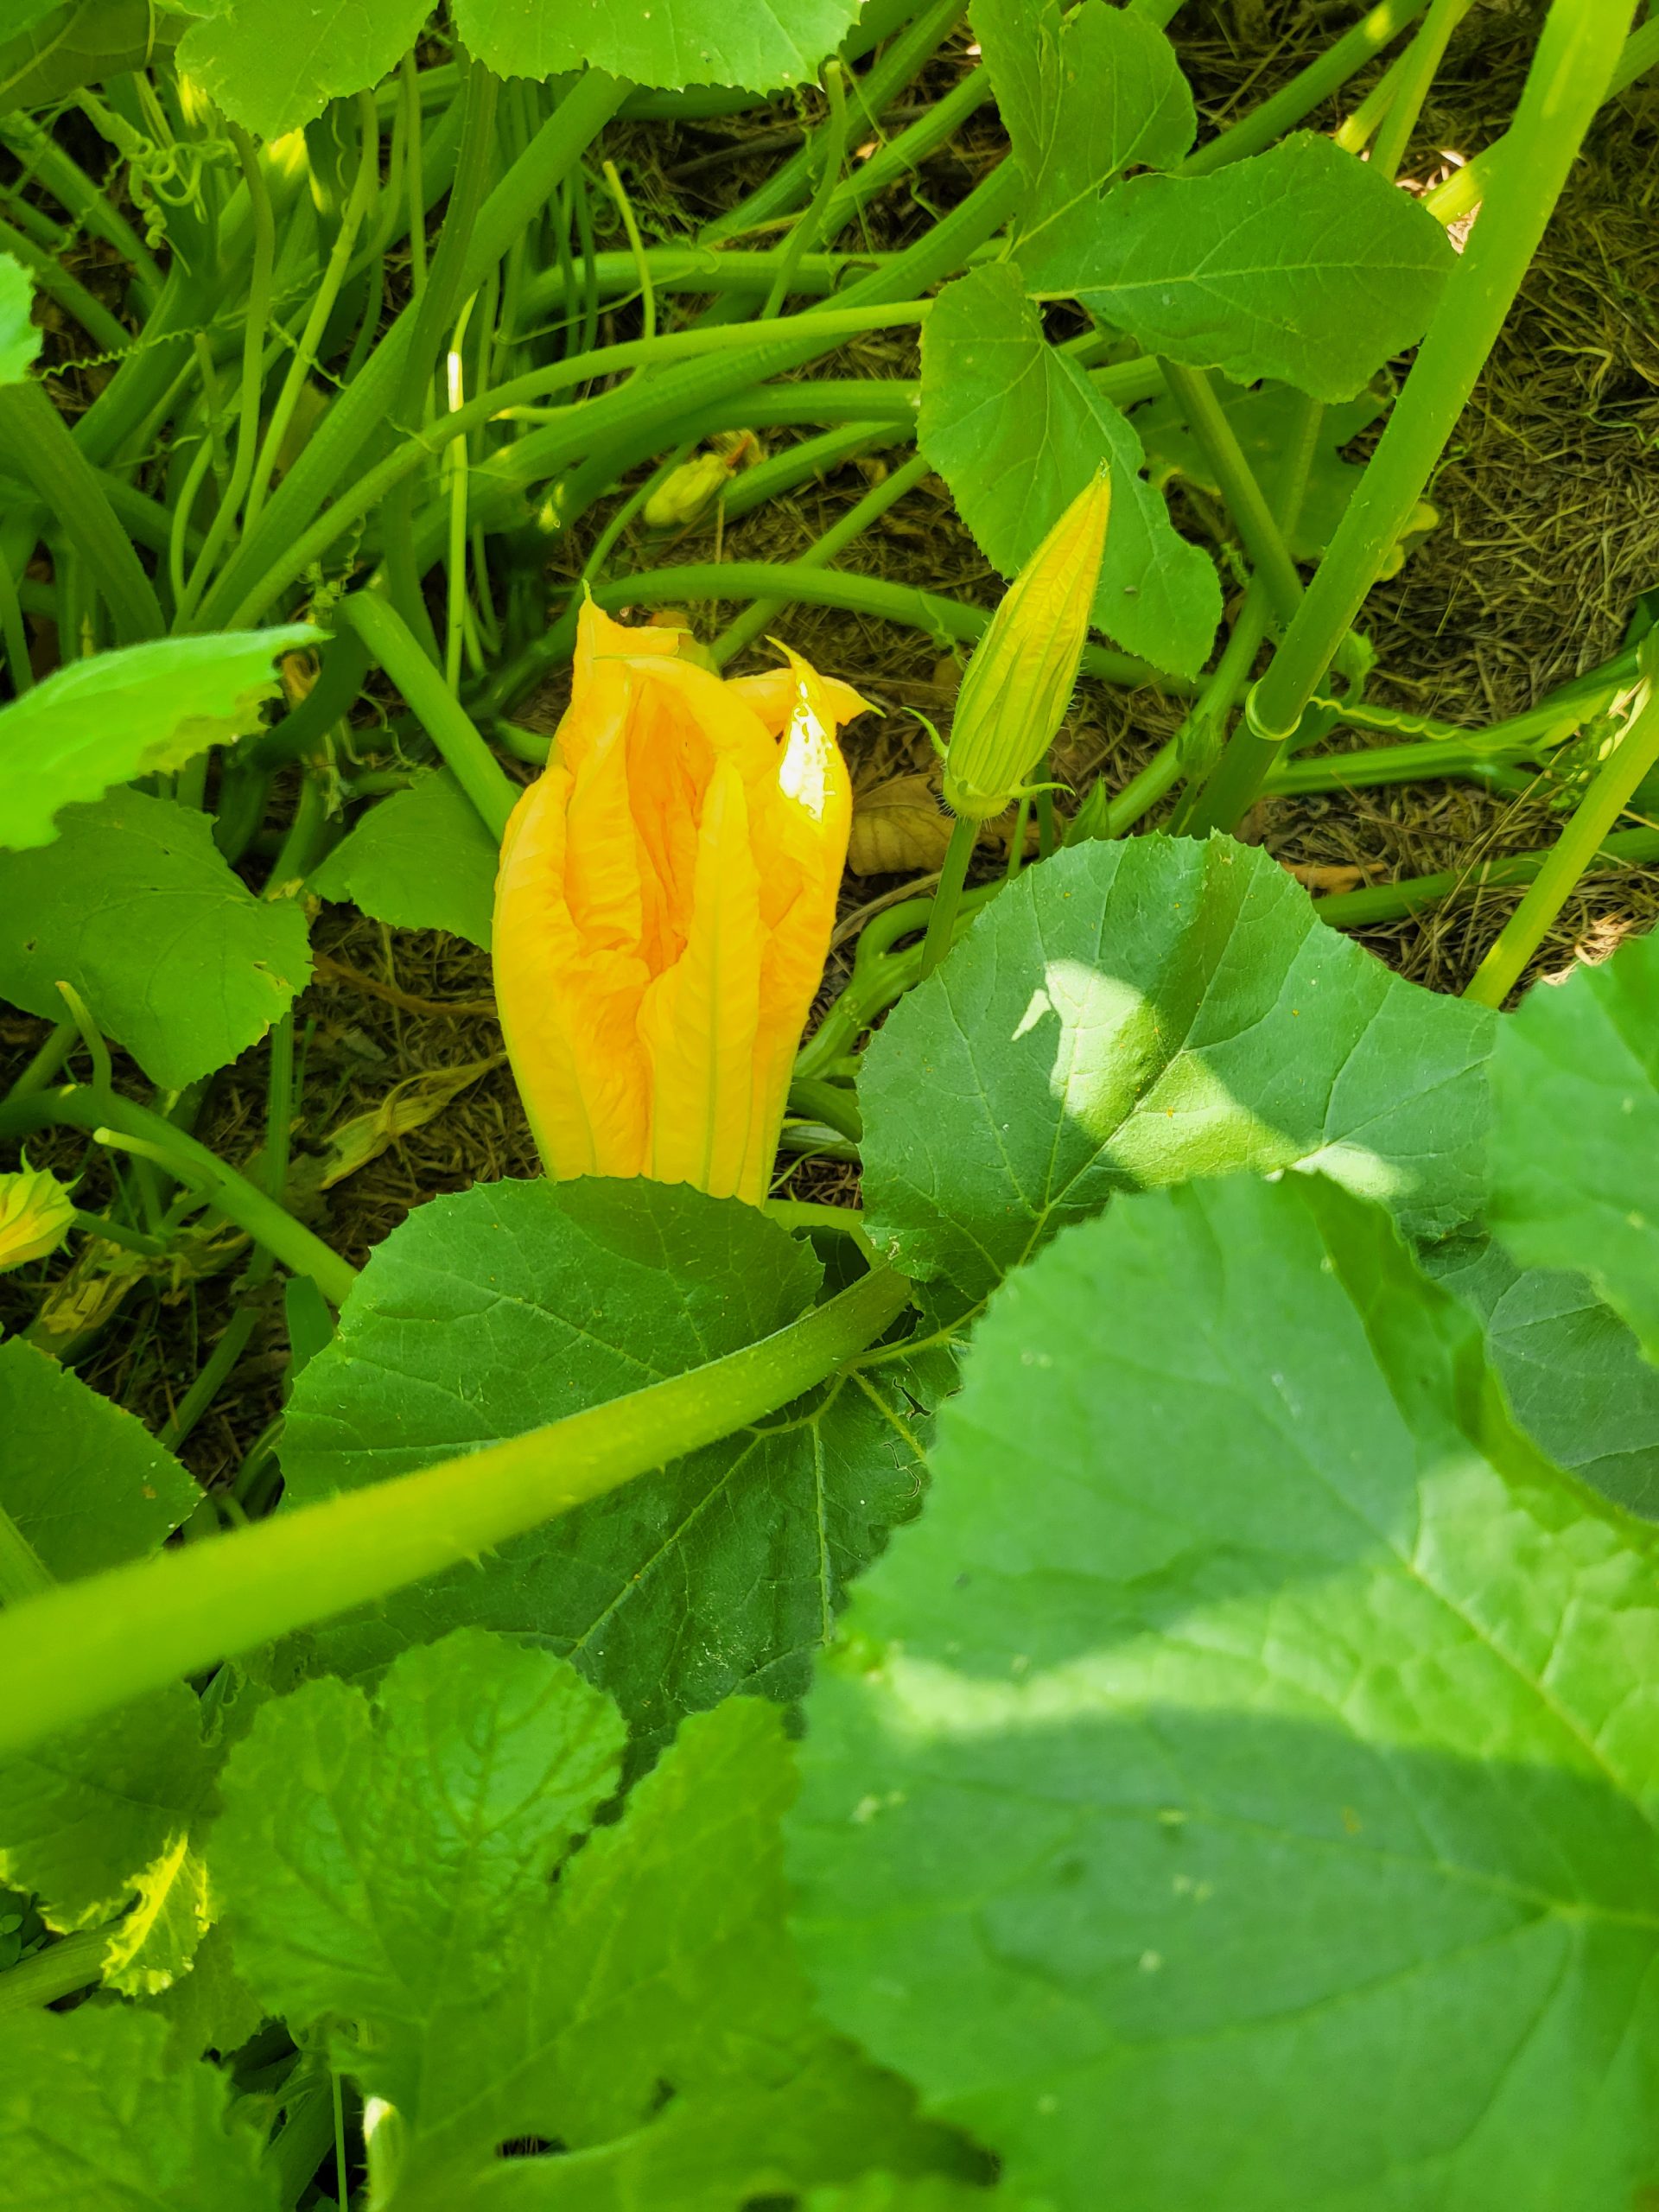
xmin=340 ymin=594 xmax=518 ymax=837
xmin=1179 ymin=0 xmax=1433 ymax=175
xmin=0 ymin=1088 xmax=357 ymax=1306
xmin=1155 ymin=360 xmax=1303 ymax=627
xmin=1314 ymin=825 xmax=1659 ymax=930
xmin=1464 ymin=658 xmax=1659 ymax=1006
xmin=1196 ymin=0 xmax=1635 ymax=832
xmin=0 ymin=1264 xmax=912 ymax=1756
xmin=0 ymin=1929 xmax=108 ymax=2014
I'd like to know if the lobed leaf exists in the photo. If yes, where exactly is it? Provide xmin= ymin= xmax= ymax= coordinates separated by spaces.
xmin=454 ymin=0 xmax=861 ymax=93
xmin=0 ymin=626 xmax=315 ymax=855
xmin=176 ymin=0 xmax=429 ymax=139
xmin=0 ymin=2005 xmax=276 ymax=2209
xmin=0 ymin=790 xmax=311 ymax=1089
xmin=310 ymin=767 xmax=498 ymax=950
xmin=280 ymin=1177 xmax=933 ymax=1757
xmin=790 ymin=1174 xmax=1659 ymax=2210
xmin=920 ymin=264 xmax=1220 ymax=678
xmin=1029 ymin=132 xmax=1455 ymax=401
xmin=858 ymin=835 xmax=1493 ymax=1302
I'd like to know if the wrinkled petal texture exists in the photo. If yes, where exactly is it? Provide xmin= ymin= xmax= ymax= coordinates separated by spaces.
xmin=495 ymin=606 xmax=856 ymax=1205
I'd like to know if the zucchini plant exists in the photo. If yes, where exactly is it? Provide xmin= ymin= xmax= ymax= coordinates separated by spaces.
xmin=1 ymin=1 xmax=1656 ymax=2204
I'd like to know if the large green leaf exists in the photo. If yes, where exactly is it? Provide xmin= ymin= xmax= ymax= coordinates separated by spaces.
xmin=0 ymin=1337 xmax=197 ymax=1579
xmin=309 ymin=767 xmax=497 ymax=950
xmin=454 ymin=0 xmax=860 ymax=92
xmin=0 ymin=252 xmax=38 ymax=385
xmin=1490 ymin=925 xmax=1659 ymax=1365
xmin=176 ymin=0 xmax=429 ymax=138
xmin=1031 ymin=132 xmax=1455 ymax=402
xmin=0 ymin=0 xmax=175 ymax=115
xmin=0 ymin=2005 xmax=276 ymax=2210
xmin=213 ymin=1631 xmax=625 ymax=2055
xmin=211 ymin=1642 xmax=969 ymax=2203
xmin=789 ymin=1174 xmax=1659 ymax=2211
xmin=0 ymin=790 xmax=311 ymax=1088
xmin=858 ymin=835 xmax=1493 ymax=1302
xmin=973 ymin=0 xmax=1194 ymax=273
xmin=0 ymin=626 xmax=315 ymax=854
xmin=280 ymin=1178 xmax=932 ymax=1754
xmin=919 ymin=265 xmax=1219 ymax=679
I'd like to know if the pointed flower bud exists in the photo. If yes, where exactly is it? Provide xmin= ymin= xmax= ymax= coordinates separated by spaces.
xmin=943 ymin=469 xmax=1112 ymax=821
xmin=0 ymin=1163 xmax=75 ymax=1271
xmin=493 ymin=602 xmax=868 ymax=1205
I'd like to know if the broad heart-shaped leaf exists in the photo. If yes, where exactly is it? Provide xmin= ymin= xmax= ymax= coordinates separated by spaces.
xmin=859 ymin=835 xmax=1493 ymax=1303
xmin=0 ymin=1337 xmax=197 ymax=1578
xmin=973 ymin=0 xmax=1193 ymax=273
xmin=176 ymin=0 xmax=429 ymax=137
xmin=0 ymin=0 xmax=175 ymax=116
xmin=1489 ymin=924 xmax=1659 ymax=1366
xmin=280 ymin=1178 xmax=933 ymax=1758
xmin=0 ymin=625 xmax=315 ymax=853
xmin=211 ymin=1660 xmax=972 ymax=2205
xmin=920 ymin=265 xmax=1219 ymax=678
xmin=213 ymin=1631 xmax=625 ymax=2056
xmin=454 ymin=0 xmax=858 ymax=91
xmin=1135 ymin=378 xmax=1435 ymax=575
xmin=0 ymin=251 xmax=38 ymax=385
xmin=789 ymin=1175 xmax=1659 ymax=2212
xmin=0 ymin=2004 xmax=276 ymax=2210
xmin=0 ymin=790 xmax=311 ymax=1088
xmin=1031 ymin=132 xmax=1456 ymax=403
xmin=309 ymin=768 xmax=496 ymax=950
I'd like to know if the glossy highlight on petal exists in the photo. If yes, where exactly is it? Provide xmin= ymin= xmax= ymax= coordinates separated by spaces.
xmin=493 ymin=601 xmax=861 ymax=1205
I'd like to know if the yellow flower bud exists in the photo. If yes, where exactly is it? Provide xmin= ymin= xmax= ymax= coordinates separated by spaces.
xmin=0 ymin=1164 xmax=75 ymax=1271
xmin=493 ymin=602 xmax=868 ymax=1205
xmin=643 ymin=450 xmax=737 ymax=532
xmin=943 ymin=469 xmax=1112 ymax=821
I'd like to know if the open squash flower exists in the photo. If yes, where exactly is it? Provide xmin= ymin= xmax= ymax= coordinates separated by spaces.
xmin=494 ymin=602 xmax=866 ymax=1205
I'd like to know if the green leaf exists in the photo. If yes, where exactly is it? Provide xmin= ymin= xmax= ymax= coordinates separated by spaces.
xmin=144 ymin=1921 xmax=266 ymax=2065
xmin=176 ymin=0 xmax=429 ymax=138
xmin=213 ymin=1630 xmax=625 ymax=2053
xmin=213 ymin=1651 xmax=970 ymax=2202
xmin=1135 ymin=378 xmax=1435 ymax=575
xmin=0 ymin=626 xmax=315 ymax=855
xmin=859 ymin=835 xmax=1493 ymax=1302
xmin=0 ymin=1685 xmax=212 ymax=1938
xmin=919 ymin=265 xmax=1219 ymax=679
xmin=280 ymin=1178 xmax=931 ymax=1755
xmin=0 ymin=1338 xmax=197 ymax=1578
xmin=1031 ymin=133 xmax=1455 ymax=402
xmin=0 ymin=2004 xmax=276 ymax=2209
xmin=807 ymin=2182 xmax=1004 ymax=2212
xmin=0 ymin=1 xmax=175 ymax=116
xmin=973 ymin=0 xmax=1194 ymax=272
xmin=1486 ymin=1268 xmax=1659 ymax=1516
xmin=0 ymin=253 xmax=39 ymax=386
xmin=454 ymin=0 xmax=860 ymax=92
xmin=309 ymin=768 xmax=497 ymax=950
xmin=0 ymin=790 xmax=312 ymax=1089
xmin=1490 ymin=924 xmax=1659 ymax=1365
xmin=789 ymin=1174 xmax=1659 ymax=2211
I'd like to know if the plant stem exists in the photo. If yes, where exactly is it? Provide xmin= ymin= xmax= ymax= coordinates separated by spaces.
xmin=0 ymin=1088 xmax=357 ymax=1306
xmin=1464 ymin=657 xmax=1659 ymax=1006
xmin=340 ymin=594 xmax=518 ymax=837
xmin=0 ymin=1929 xmax=108 ymax=2014
xmin=918 ymin=814 xmax=979 ymax=979
xmin=760 ymin=62 xmax=848 ymax=319
xmin=0 ymin=382 xmax=162 ymax=643
xmin=1178 ymin=0 xmax=1433 ymax=174
xmin=1190 ymin=0 xmax=1635 ymax=833
xmin=1155 ymin=359 xmax=1303 ymax=626
xmin=1369 ymin=0 xmax=1476 ymax=179
xmin=1313 ymin=825 xmax=1659 ymax=930
xmin=0 ymin=1263 xmax=912 ymax=1757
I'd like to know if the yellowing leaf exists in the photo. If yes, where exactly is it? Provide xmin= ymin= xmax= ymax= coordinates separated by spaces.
xmin=317 ymin=1056 xmax=505 ymax=1189
xmin=849 ymin=776 xmax=956 ymax=876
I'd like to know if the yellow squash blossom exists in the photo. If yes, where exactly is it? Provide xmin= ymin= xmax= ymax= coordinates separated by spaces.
xmin=494 ymin=602 xmax=865 ymax=1205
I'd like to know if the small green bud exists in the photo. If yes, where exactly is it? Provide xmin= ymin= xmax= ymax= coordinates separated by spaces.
xmin=0 ymin=1164 xmax=75 ymax=1271
xmin=643 ymin=450 xmax=735 ymax=532
xmin=943 ymin=470 xmax=1112 ymax=822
